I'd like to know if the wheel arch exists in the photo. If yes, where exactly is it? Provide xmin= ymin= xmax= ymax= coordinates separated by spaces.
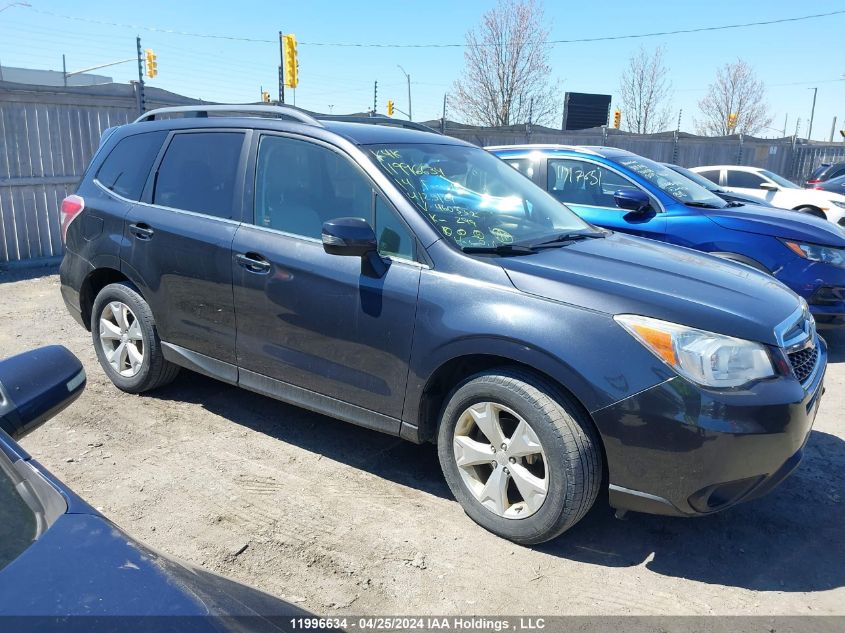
xmin=709 ymin=251 xmax=771 ymax=273
xmin=79 ymin=267 xmax=132 ymax=330
xmin=792 ymin=205 xmax=826 ymax=219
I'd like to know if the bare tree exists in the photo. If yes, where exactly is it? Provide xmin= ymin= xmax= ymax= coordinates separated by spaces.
xmin=696 ymin=59 xmax=773 ymax=136
xmin=618 ymin=46 xmax=672 ymax=134
xmin=452 ymin=0 xmax=560 ymax=127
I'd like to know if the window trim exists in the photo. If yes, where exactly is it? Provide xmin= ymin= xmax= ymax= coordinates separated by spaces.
xmin=546 ymin=156 xmax=665 ymax=214
xmin=246 ymin=131 xmax=424 ymax=265
xmin=140 ymin=128 xmax=251 ymax=222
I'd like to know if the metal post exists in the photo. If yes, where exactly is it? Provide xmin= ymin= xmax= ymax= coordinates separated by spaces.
xmin=526 ymin=97 xmax=533 ymax=143
xmin=807 ymin=87 xmax=817 ymax=141
xmin=373 ymin=80 xmax=378 ymax=115
xmin=62 ymin=54 xmax=67 ymax=87
xmin=672 ymin=130 xmax=679 ymax=163
xmin=397 ymin=65 xmax=412 ymax=121
xmin=278 ymin=31 xmax=285 ymax=104
xmin=135 ymin=36 xmax=145 ymax=114
xmin=830 ymin=116 xmax=838 ymax=143
xmin=736 ymin=134 xmax=743 ymax=165
xmin=441 ymin=93 xmax=447 ymax=134
xmin=782 ymin=113 xmax=788 ymax=137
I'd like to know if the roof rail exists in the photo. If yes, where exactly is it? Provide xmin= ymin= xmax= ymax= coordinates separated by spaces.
xmin=317 ymin=115 xmax=441 ymax=135
xmin=134 ymin=105 xmax=323 ymax=126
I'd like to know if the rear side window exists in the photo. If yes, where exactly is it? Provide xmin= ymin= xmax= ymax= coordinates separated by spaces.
xmin=504 ymin=159 xmax=536 ymax=179
xmin=153 ymin=132 xmax=244 ymax=218
xmin=726 ymin=170 xmax=765 ymax=188
xmin=696 ymin=169 xmax=720 ymax=184
xmin=95 ymin=131 xmax=167 ymax=201
xmin=830 ymin=166 xmax=845 ymax=180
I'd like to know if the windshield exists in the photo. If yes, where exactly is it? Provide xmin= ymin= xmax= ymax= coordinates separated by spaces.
xmin=761 ymin=170 xmax=800 ymax=189
xmin=617 ymin=156 xmax=728 ymax=208
xmin=666 ymin=164 xmax=720 ymax=192
xmin=366 ymin=143 xmax=591 ymax=249
xmin=0 ymin=457 xmax=38 ymax=571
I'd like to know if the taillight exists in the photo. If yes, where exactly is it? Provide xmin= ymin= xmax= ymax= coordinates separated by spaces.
xmin=806 ymin=179 xmax=821 ymax=184
xmin=60 ymin=195 xmax=85 ymax=244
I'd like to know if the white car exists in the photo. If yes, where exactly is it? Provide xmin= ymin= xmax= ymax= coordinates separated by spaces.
xmin=691 ymin=165 xmax=845 ymax=227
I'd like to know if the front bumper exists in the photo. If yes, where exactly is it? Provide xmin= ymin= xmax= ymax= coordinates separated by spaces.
xmin=593 ymin=337 xmax=827 ymax=517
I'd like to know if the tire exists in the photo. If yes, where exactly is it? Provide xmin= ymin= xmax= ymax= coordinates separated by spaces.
xmin=437 ymin=368 xmax=602 ymax=545
xmin=795 ymin=206 xmax=826 ymax=219
xmin=91 ymin=282 xmax=179 ymax=393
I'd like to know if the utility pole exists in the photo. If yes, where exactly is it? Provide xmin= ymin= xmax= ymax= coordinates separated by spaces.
xmin=807 ymin=87 xmax=817 ymax=141
xmin=676 ymin=108 xmax=683 ymax=132
xmin=278 ymin=31 xmax=285 ymax=104
xmin=831 ymin=116 xmax=838 ymax=143
xmin=441 ymin=93 xmax=447 ymax=134
xmin=62 ymin=54 xmax=67 ymax=87
xmin=397 ymin=65 xmax=412 ymax=121
xmin=373 ymin=80 xmax=378 ymax=115
xmin=782 ymin=113 xmax=788 ymax=137
xmin=135 ymin=36 xmax=146 ymax=114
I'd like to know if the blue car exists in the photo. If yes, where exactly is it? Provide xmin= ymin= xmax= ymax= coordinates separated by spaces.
xmin=489 ymin=145 xmax=845 ymax=328
xmin=0 ymin=346 xmax=310 ymax=632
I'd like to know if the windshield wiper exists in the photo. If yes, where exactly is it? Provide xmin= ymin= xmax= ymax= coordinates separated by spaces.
xmin=528 ymin=231 xmax=607 ymax=249
xmin=726 ymin=201 xmax=745 ymax=207
xmin=461 ymin=244 xmax=537 ymax=256
xmin=685 ymin=201 xmax=724 ymax=209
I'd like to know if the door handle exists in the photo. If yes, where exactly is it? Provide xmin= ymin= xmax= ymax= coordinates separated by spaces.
xmin=128 ymin=223 xmax=154 ymax=240
xmin=235 ymin=252 xmax=271 ymax=274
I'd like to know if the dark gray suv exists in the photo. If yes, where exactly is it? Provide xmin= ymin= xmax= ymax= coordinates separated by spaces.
xmin=60 ymin=105 xmax=825 ymax=544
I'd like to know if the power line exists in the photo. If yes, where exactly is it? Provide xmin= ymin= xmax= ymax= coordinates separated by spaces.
xmin=20 ymin=6 xmax=845 ymax=48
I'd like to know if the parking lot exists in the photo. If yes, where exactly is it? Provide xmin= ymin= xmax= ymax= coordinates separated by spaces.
xmin=2 ymin=267 xmax=844 ymax=616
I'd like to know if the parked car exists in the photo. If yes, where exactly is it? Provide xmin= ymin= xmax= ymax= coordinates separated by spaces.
xmin=807 ymin=173 xmax=845 ymax=195
xmin=664 ymin=163 xmax=775 ymax=207
xmin=0 ymin=346 xmax=309 ymax=630
xmin=690 ymin=165 xmax=845 ymax=226
xmin=804 ymin=161 xmax=845 ymax=188
xmin=61 ymin=105 xmax=825 ymax=544
xmin=490 ymin=145 xmax=845 ymax=328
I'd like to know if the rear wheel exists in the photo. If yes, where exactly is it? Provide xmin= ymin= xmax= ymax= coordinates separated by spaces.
xmin=437 ymin=369 xmax=602 ymax=544
xmin=91 ymin=282 xmax=179 ymax=393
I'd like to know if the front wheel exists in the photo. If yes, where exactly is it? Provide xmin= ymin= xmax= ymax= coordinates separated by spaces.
xmin=91 ymin=282 xmax=179 ymax=393
xmin=437 ymin=369 xmax=602 ymax=544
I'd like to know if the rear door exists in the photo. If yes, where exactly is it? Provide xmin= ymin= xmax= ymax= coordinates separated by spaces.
xmin=121 ymin=129 xmax=249 ymax=367
xmin=545 ymin=157 xmax=666 ymax=239
xmin=231 ymin=133 xmax=421 ymax=424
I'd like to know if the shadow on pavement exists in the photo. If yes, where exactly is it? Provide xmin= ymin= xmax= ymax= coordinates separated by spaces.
xmin=0 ymin=264 xmax=59 ymax=284
xmin=152 ymin=371 xmax=844 ymax=593
xmin=821 ymin=329 xmax=845 ymax=363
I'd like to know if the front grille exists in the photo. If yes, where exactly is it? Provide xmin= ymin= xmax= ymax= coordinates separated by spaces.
xmin=788 ymin=343 xmax=819 ymax=383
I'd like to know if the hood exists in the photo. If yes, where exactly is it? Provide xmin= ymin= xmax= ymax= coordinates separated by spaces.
xmin=704 ymin=205 xmax=845 ymax=245
xmin=498 ymin=232 xmax=799 ymax=346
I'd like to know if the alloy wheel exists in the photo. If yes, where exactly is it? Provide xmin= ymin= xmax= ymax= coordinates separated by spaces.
xmin=99 ymin=301 xmax=144 ymax=377
xmin=452 ymin=401 xmax=549 ymax=519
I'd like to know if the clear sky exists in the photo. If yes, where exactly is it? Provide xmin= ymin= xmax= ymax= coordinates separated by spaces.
xmin=0 ymin=1 xmax=843 ymax=139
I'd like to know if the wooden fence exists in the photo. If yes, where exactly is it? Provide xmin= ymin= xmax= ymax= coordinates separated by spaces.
xmin=0 ymin=81 xmax=198 ymax=266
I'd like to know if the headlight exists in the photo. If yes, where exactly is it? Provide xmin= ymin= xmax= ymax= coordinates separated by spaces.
xmin=831 ymin=201 xmax=845 ymax=209
xmin=615 ymin=314 xmax=775 ymax=388
xmin=783 ymin=240 xmax=845 ymax=268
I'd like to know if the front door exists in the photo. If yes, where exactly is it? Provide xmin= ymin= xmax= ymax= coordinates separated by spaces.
xmin=545 ymin=158 xmax=666 ymax=239
xmin=121 ymin=130 xmax=247 ymax=365
xmin=232 ymin=134 xmax=421 ymax=423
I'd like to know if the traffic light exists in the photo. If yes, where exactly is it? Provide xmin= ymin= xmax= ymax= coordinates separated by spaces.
xmin=727 ymin=112 xmax=738 ymax=132
xmin=282 ymin=34 xmax=298 ymax=89
xmin=387 ymin=99 xmax=394 ymax=116
xmin=261 ymin=90 xmax=270 ymax=103
xmin=612 ymin=109 xmax=621 ymax=129
xmin=144 ymin=49 xmax=157 ymax=79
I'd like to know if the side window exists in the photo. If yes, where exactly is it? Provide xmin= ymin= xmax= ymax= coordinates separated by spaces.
xmin=830 ymin=166 xmax=845 ymax=180
xmin=504 ymin=159 xmax=535 ymax=180
xmin=547 ymin=159 xmax=639 ymax=209
xmin=254 ymin=136 xmax=372 ymax=239
xmin=726 ymin=170 xmax=765 ymax=188
xmin=697 ymin=169 xmax=721 ymax=185
xmin=95 ymin=131 xmax=167 ymax=201
xmin=153 ymin=132 xmax=244 ymax=218
xmin=375 ymin=195 xmax=415 ymax=261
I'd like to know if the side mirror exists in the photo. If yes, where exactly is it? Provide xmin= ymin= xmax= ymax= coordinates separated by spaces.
xmin=759 ymin=182 xmax=779 ymax=191
xmin=614 ymin=189 xmax=651 ymax=213
xmin=321 ymin=217 xmax=387 ymax=277
xmin=0 ymin=346 xmax=86 ymax=441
